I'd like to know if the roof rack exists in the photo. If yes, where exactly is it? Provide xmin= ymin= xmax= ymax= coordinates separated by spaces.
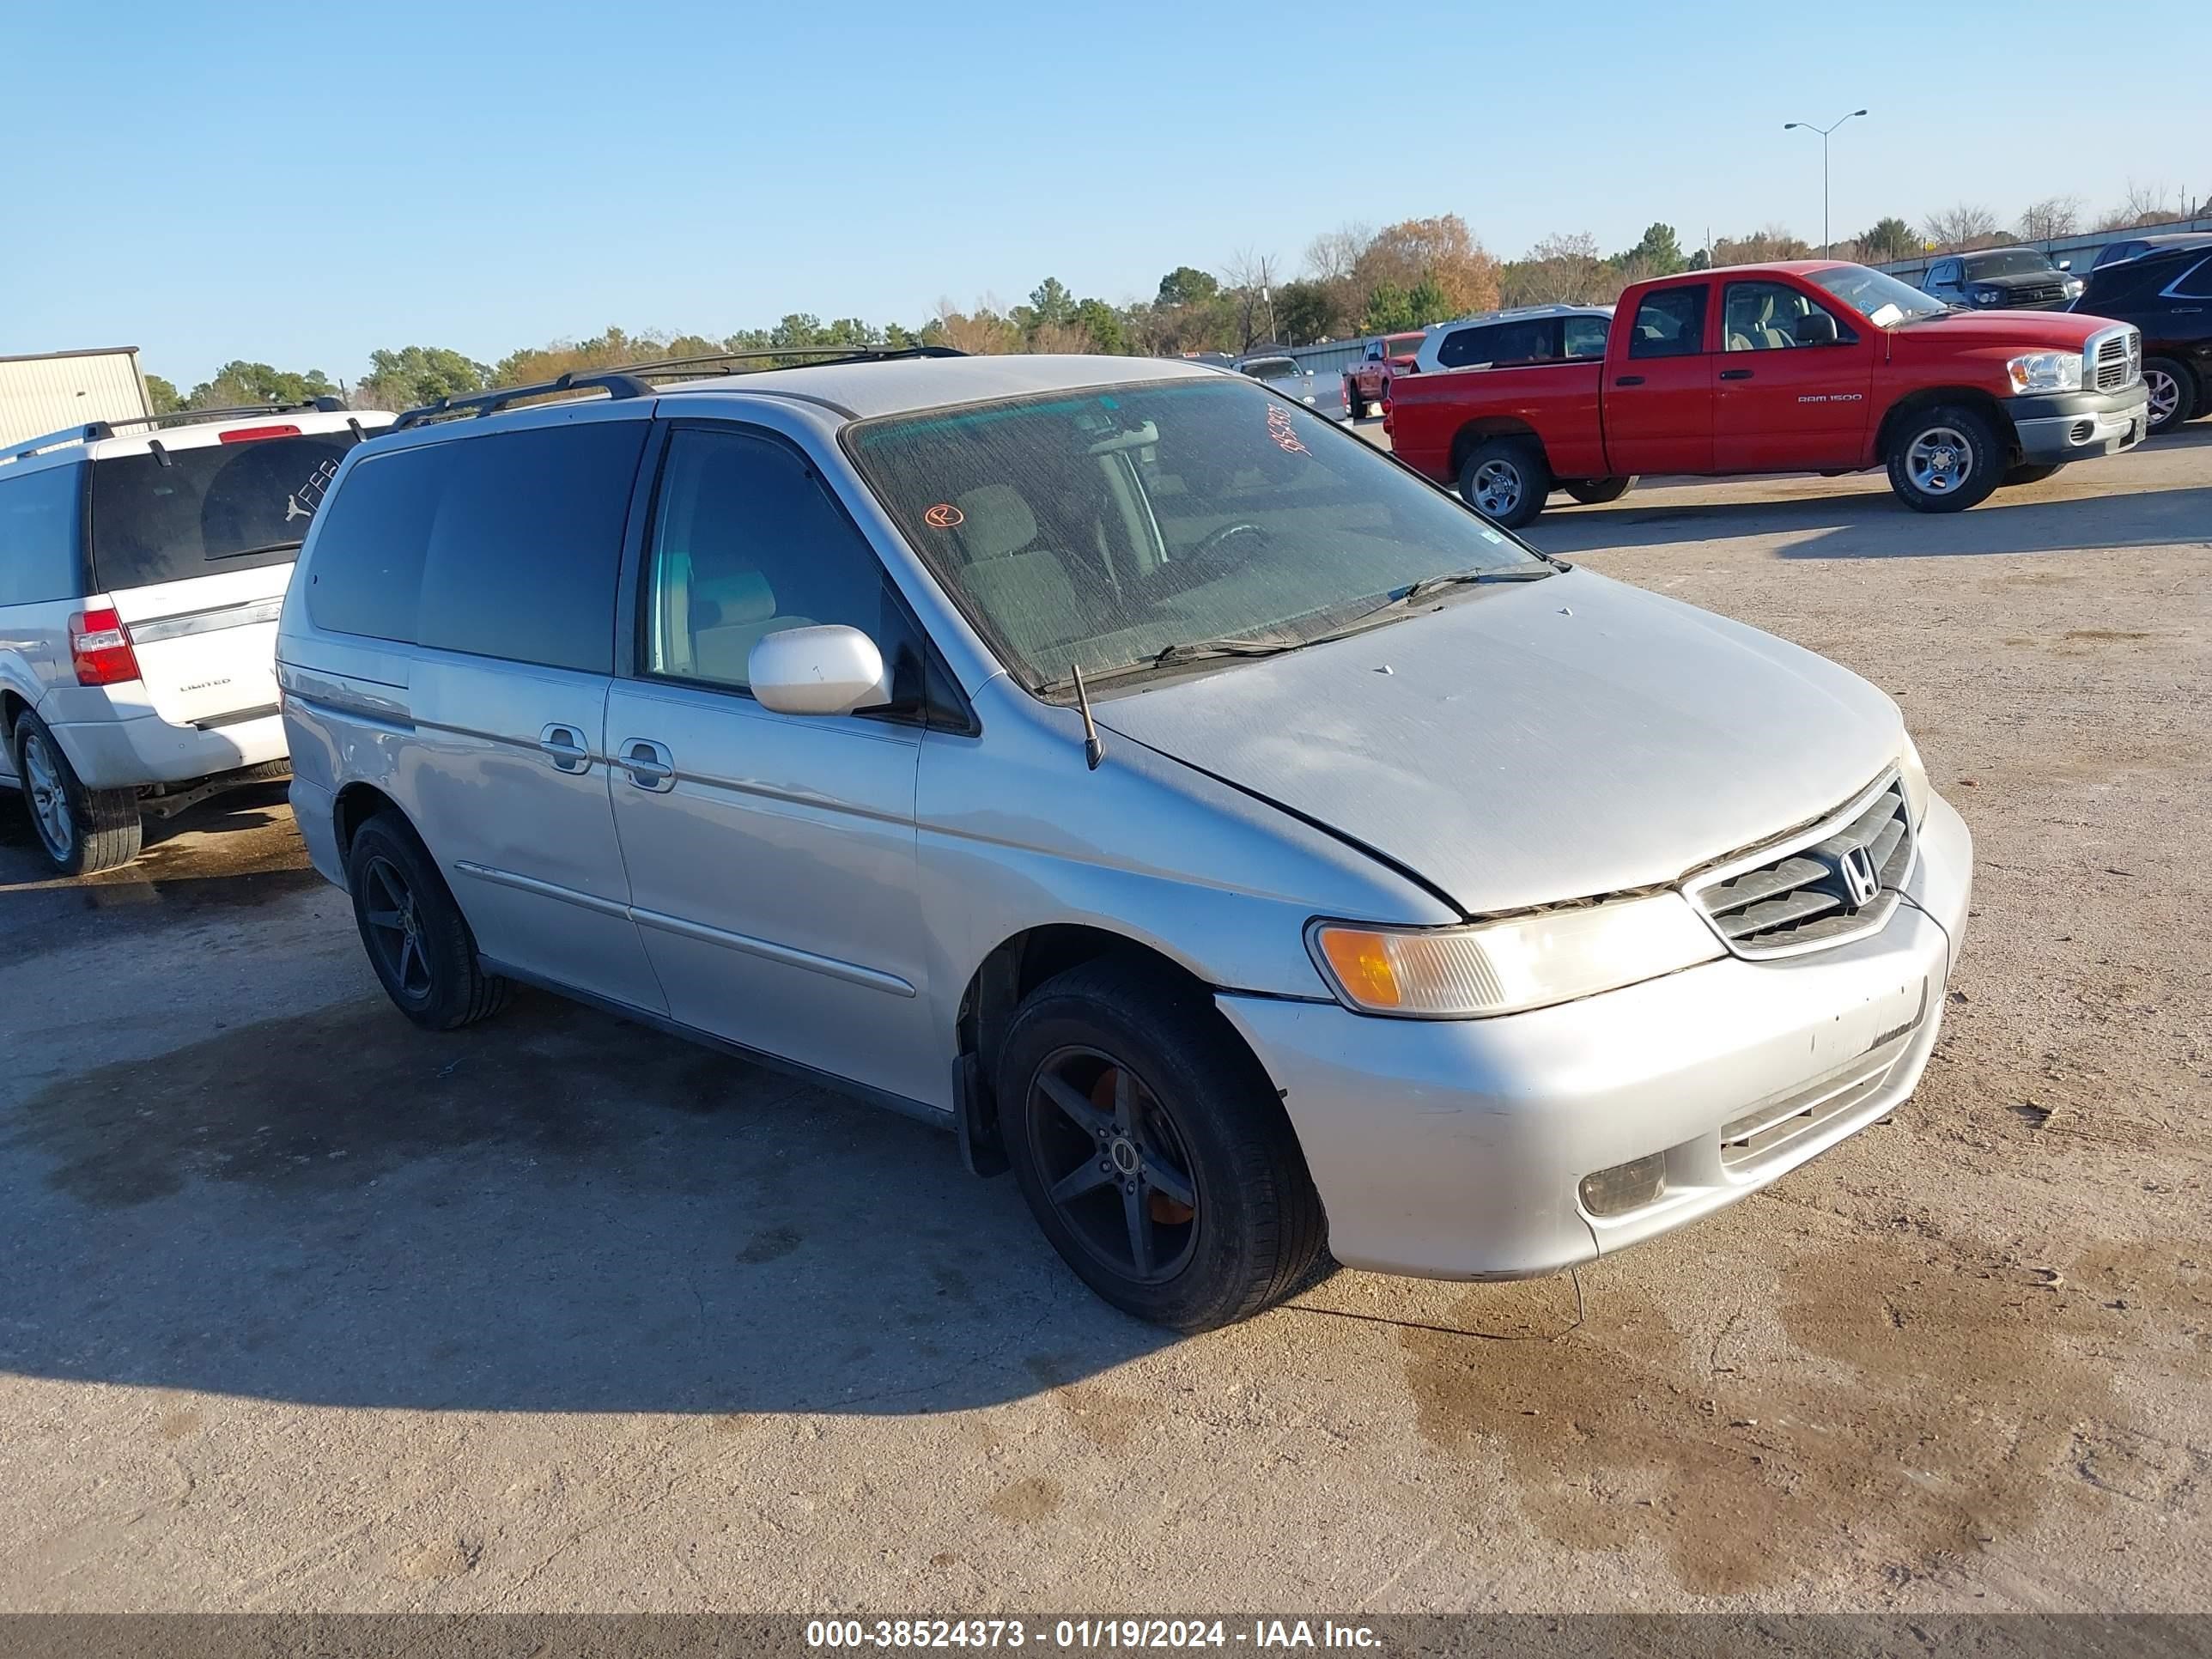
xmin=390 ymin=345 xmax=969 ymax=431
xmin=4 ymin=397 xmax=354 ymax=464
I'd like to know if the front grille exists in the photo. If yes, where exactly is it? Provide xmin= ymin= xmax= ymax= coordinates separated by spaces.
xmin=2012 ymin=283 xmax=2066 ymax=306
xmin=2093 ymin=328 xmax=2141 ymax=392
xmin=1692 ymin=775 xmax=1914 ymax=957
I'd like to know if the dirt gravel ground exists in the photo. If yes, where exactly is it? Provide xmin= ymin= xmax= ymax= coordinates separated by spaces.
xmin=0 ymin=432 xmax=2206 ymax=1615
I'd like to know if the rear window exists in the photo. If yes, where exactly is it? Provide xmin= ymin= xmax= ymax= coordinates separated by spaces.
xmin=1627 ymin=287 xmax=1708 ymax=358
xmin=305 ymin=419 xmax=646 ymax=674
xmin=1437 ymin=319 xmax=1559 ymax=369
xmin=88 ymin=431 xmax=360 ymax=591
xmin=0 ymin=461 xmax=86 ymax=606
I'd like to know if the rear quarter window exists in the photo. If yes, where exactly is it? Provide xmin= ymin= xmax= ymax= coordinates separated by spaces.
xmin=0 ymin=462 xmax=86 ymax=607
xmin=306 ymin=420 xmax=646 ymax=673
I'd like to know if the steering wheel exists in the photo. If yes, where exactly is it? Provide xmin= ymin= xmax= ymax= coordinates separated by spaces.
xmin=1188 ymin=520 xmax=1267 ymax=568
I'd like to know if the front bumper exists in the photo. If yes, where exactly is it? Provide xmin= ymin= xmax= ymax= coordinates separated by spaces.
xmin=1218 ymin=793 xmax=1973 ymax=1280
xmin=2011 ymin=386 xmax=2150 ymax=465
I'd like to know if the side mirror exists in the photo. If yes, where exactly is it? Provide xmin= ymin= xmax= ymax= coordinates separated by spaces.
xmin=748 ymin=624 xmax=888 ymax=717
xmin=1793 ymin=311 xmax=1839 ymax=346
xmin=2057 ymin=258 xmax=2073 ymax=271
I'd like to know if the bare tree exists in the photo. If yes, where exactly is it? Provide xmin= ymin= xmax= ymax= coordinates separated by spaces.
xmin=1925 ymin=203 xmax=2002 ymax=252
xmin=2094 ymin=180 xmax=2180 ymax=232
xmin=1221 ymin=248 xmax=1282 ymax=351
xmin=2016 ymin=197 xmax=2081 ymax=243
xmin=1304 ymin=224 xmax=1371 ymax=286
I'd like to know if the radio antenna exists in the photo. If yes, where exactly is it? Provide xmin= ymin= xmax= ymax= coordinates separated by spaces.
xmin=1070 ymin=663 xmax=1106 ymax=770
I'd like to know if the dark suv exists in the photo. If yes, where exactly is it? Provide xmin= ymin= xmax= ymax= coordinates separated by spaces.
xmin=2074 ymin=245 xmax=2212 ymax=432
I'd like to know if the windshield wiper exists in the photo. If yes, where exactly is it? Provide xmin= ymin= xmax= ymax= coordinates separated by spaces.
xmin=1036 ymin=636 xmax=1303 ymax=696
xmin=1393 ymin=563 xmax=1558 ymax=606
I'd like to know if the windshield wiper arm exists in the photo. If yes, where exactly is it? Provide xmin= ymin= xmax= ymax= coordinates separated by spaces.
xmin=1395 ymin=563 xmax=1557 ymax=606
xmin=1036 ymin=636 xmax=1302 ymax=696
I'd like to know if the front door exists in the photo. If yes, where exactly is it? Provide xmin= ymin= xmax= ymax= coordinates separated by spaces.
xmin=605 ymin=424 xmax=940 ymax=1109
xmin=1711 ymin=279 xmax=1876 ymax=471
xmin=1602 ymin=281 xmax=1717 ymax=475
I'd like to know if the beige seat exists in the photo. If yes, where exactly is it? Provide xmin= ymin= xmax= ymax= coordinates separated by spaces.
xmin=952 ymin=485 xmax=1085 ymax=657
xmin=690 ymin=568 xmax=815 ymax=685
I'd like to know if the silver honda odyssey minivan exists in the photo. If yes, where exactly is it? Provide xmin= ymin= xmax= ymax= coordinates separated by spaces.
xmin=278 ymin=351 xmax=1971 ymax=1330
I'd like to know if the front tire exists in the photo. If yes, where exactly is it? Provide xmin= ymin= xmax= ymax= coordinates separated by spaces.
xmin=11 ymin=709 xmax=141 ymax=875
xmin=345 ymin=813 xmax=512 ymax=1030
xmin=996 ymin=957 xmax=1325 ymax=1331
xmin=1459 ymin=436 xmax=1552 ymax=529
xmin=2143 ymin=358 xmax=2197 ymax=434
xmin=1886 ymin=404 xmax=2002 ymax=514
xmin=1562 ymin=476 xmax=1637 ymax=506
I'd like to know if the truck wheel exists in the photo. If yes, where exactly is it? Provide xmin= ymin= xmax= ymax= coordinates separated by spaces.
xmin=1562 ymin=476 xmax=1637 ymax=506
xmin=2143 ymin=359 xmax=2197 ymax=434
xmin=1459 ymin=438 xmax=1551 ymax=529
xmin=1886 ymin=405 xmax=2002 ymax=514
xmin=1346 ymin=390 xmax=1368 ymax=421
xmin=345 ymin=812 xmax=513 ymax=1031
xmin=11 ymin=708 xmax=142 ymax=876
xmin=996 ymin=955 xmax=1325 ymax=1331
xmin=2000 ymin=463 xmax=2061 ymax=488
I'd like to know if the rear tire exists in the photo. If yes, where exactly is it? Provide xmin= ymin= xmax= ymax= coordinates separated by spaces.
xmin=1346 ymin=389 xmax=1369 ymax=421
xmin=345 ymin=813 xmax=512 ymax=1030
xmin=2000 ymin=462 xmax=2061 ymax=487
xmin=996 ymin=956 xmax=1325 ymax=1331
xmin=1458 ymin=436 xmax=1552 ymax=529
xmin=1886 ymin=404 xmax=2002 ymax=514
xmin=1562 ymin=476 xmax=1637 ymax=506
xmin=2143 ymin=358 xmax=2197 ymax=434
xmin=10 ymin=709 xmax=142 ymax=876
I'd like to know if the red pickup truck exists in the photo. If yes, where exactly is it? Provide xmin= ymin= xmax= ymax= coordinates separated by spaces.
xmin=1343 ymin=331 xmax=1425 ymax=420
xmin=1385 ymin=260 xmax=2149 ymax=526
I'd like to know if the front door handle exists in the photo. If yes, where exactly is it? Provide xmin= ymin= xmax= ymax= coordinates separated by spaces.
xmin=538 ymin=723 xmax=592 ymax=774
xmin=617 ymin=738 xmax=676 ymax=793
xmin=1615 ymin=374 xmax=1645 ymax=386
xmin=1718 ymin=368 xmax=1754 ymax=380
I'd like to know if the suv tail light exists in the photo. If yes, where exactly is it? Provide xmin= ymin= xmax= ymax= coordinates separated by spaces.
xmin=70 ymin=606 xmax=143 ymax=686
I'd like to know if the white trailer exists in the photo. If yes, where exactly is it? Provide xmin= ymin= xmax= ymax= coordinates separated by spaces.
xmin=0 ymin=347 xmax=154 ymax=451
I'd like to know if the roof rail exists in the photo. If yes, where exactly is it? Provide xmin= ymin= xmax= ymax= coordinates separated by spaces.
xmin=4 ymin=398 xmax=356 ymax=465
xmin=390 ymin=345 xmax=969 ymax=431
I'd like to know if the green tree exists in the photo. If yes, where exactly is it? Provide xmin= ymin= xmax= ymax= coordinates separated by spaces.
xmin=1852 ymin=216 xmax=1919 ymax=263
xmin=1361 ymin=283 xmax=1416 ymax=334
xmin=143 ymin=374 xmax=180 ymax=415
xmin=186 ymin=361 xmax=336 ymax=409
xmin=1616 ymin=222 xmax=1686 ymax=276
xmin=1028 ymin=277 xmax=1078 ymax=329
xmin=1073 ymin=298 xmax=1125 ymax=355
xmin=1405 ymin=276 xmax=1449 ymax=327
xmin=1273 ymin=279 xmax=1340 ymax=344
xmin=356 ymin=345 xmax=489 ymax=411
xmin=1156 ymin=265 xmax=1220 ymax=307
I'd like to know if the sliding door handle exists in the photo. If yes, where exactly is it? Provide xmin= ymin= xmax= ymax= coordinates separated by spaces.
xmin=617 ymin=738 xmax=676 ymax=793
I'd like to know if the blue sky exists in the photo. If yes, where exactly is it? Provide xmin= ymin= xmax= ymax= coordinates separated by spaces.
xmin=4 ymin=0 xmax=2205 ymax=388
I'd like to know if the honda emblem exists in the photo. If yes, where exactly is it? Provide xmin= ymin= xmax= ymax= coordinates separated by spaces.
xmin=1835 ymin=845 xmax=1881 ymax=910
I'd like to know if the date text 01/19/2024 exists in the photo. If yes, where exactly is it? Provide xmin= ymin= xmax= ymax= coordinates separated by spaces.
xmin=803 ymin=1620 xmax=1384 ymax=1650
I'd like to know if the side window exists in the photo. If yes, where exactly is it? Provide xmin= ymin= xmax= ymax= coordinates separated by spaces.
xmin=1435 ymin=325 xmax=1497 ymax=369
xmin=1626 ymin=287 xmax=1709 ymax=359
xmin=308 ymin=419 xmax=644 ymax=669
xmin=304 ymin=444 xmax=447 ymax=643
xmin=642 ymin=428 xmax=896 ymax=695
xmin=415 ymin=422 xmax=645 ymax=673
xmin=1929 ymin=261 xmax=1958 ymax=289
xmin=1563 ymin=315 xmax=1609 ymax=359
xmin=0 ymin=462 xmax=85 ymax=607
xmin=1722 ymin=281 xmax=1849 ymax=350
xmin=2169 ymin=258 xmax=2212 ymax=300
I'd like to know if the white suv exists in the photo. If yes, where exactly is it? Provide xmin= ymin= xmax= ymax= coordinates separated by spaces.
xmin=0 ymin=401 xmax=391 ymax=872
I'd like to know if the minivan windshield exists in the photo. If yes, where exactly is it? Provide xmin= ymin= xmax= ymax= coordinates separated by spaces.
xmin=847 ymin=377 xmax=1545 ymax=691
xmin=89 ymin=430 xmax=359 ymax=590
xmin=1805 ymin=264 xmax=1948 ymax=326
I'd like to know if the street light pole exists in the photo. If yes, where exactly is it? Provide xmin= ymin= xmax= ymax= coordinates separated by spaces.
xmin=1784 ymin=108 xmax=1868 ymax=252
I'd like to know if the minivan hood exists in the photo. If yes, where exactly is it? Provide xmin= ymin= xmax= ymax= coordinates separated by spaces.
xmin=1093 ymin=570 xmax=1905 ymax=917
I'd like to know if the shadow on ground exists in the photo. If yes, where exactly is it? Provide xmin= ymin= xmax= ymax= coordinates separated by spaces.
xmin=1525 ymin=481 xmax=2212 ymax=562
xmin=0 ymin=989 xmax=1170 ymax=1413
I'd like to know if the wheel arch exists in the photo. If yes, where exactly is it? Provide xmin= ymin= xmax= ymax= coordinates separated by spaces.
xmin=1449 ymin=416 xmax=1545 ymax=477
xmin=1876 ymin=386 xmax=2018 ymax=464
xmin=332 ymin=780 xmax=404 ymax=860
xmin=951 ymin=922 xmax=1270 ymax=1178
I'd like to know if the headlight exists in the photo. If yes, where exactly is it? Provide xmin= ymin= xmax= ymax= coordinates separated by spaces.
xmin=1310 ymin=893 xmax=1723 ymax=1019
xmin=1972 ymin=287 xmax=2004 ymax=305
xmin=1899 ymin=736 xmax=1931 ymax=830
xmin=2007 ymin=349 xmax=2083 ymax=394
